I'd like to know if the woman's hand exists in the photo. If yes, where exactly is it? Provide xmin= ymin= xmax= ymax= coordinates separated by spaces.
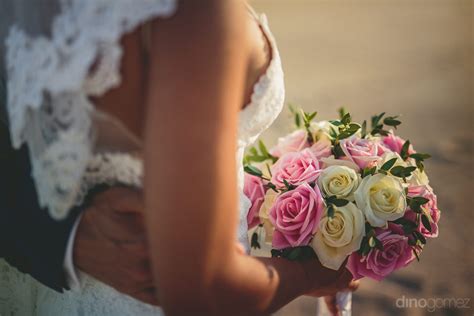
xmin=322 ymin=283 xmax=359 ymax=316
xmin=301 ymin=257 xmax=354 ymax=297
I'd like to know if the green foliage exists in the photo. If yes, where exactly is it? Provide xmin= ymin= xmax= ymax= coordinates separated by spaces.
xmin=380 ymin=157 xmax=398 ymax=171
xmin=244 ymin=140 xmax=277 ymax=165
xmin=390 ymin=165 xmax=417 ymax=181
xmin=244 ymin=165 xmax=263 ymax=177
xmin=325 ymin=196 xmax=349 ymax=218
xmin=410 ymin=152 xmax=431 ymax=173
xmin=358 ymin=224 xmax=384 ymax=256
xmin=407 ymin=196 xmax=430 ymax=213
xmin=400 ymin=140 xmax=411 ymax=160
xmin=369 ymin=112 xmax=403 ymax=136
xmin=361 ymin=166 xmax=377 ymax=178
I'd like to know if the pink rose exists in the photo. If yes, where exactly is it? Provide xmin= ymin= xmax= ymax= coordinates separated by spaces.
xmin=382 ymin=132 xmax=416 ymax=155
xmin=403 ymin=185 xmax=440 ymax=238
xmin=340 ymin=136 xmax=386 ymax=170
xmin=348 ymin=224 xmax=415 ymax=281
xmin=243 ymin=174 xmax=266 ymax=229
xmin=309 ymin=139 xmax=332 ymax=159
xmin=271 ymin=148 xmax=322 ymax=188
xmin=270 ymin=130 xmax=309 ymax=157
xmin=269 ymin=183 xmax=324 ymax=249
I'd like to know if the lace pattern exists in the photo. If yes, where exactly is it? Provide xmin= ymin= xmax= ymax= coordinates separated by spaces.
xmin=5 ymin=0 xmax=177 ymax=219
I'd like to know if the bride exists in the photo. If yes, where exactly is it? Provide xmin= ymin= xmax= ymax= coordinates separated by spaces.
xmin=1 ymin=0 xmax=355 ymax=314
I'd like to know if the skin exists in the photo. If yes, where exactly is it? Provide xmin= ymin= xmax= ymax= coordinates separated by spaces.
xmin=74 ymin=188 xmax=157 ymax=305
xmin=87 ymin=1 xmax=356 ymax=315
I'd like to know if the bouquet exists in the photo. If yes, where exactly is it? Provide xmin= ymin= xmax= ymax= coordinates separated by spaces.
xmin=243 ymin=107 xmax=440 ymax=313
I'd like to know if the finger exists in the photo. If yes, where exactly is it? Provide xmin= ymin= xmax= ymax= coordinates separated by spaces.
xmin=235 ymin=243 xmax=246 ymax=255
xmin=324 ymin=295 xmax=340 ymax=316
xmin=335 ymin=269 xmax=353 ymax=291
xmin=347 ymin=280 xmax=360 ymax=292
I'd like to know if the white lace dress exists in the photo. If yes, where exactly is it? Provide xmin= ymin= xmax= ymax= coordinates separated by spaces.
xmin=0 ymin=1 xmax=285 ymax=315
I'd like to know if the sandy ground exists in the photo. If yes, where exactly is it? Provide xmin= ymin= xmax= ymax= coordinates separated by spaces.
xmin=251 ymin=1 xmax=473 ymax=315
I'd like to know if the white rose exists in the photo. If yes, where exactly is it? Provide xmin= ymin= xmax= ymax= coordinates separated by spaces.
xmin=311 ymin=202 xmax=365 ymax=270
xmin=354 ymin=174 xmax=407 ymax=227
xmin=409 ymin=168 xmax=429 ymax=186
xmin=258 ymin=189 xmax=279 ymax=243
xmin=310 ymin=120 xmax=333 ymax=142
xmin=318 ymin=166 xmax=361 ymax=201
xmin=320 ymin=156 xmax=360 ymax=171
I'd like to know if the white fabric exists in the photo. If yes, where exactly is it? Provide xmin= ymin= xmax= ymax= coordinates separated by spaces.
xmin=1 ymin=1 xmax=285 ymax=315
xmin=4 ymin=0 xmax=176 ymax=220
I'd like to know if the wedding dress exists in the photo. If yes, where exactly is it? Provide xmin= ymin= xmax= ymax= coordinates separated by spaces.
xmin=0 ymin=1 xmax=285 ymax=314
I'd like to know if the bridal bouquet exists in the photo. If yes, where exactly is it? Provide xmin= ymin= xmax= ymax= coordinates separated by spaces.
xmin=243 ymin=107 xmax=440 ymax=282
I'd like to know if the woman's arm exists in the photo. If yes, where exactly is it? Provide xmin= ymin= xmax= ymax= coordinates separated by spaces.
xmin=143 ymin=1 xmax=349 ymax=314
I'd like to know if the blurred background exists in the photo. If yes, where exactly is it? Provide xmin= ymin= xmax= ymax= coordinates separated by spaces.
xmin=251 ymin=0 xmax=473 ymax=315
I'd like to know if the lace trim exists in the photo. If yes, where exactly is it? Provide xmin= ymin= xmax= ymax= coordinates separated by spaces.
xmin=238 ymin=13 xmax=285 ymax=147
xmin=5 ymin=0 xmax=177 ymax=219
xmin=76 ymin=152 xmax=143 ymax=207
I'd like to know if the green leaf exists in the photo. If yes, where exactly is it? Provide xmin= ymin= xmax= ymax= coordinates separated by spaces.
xmin=337 ymin=130 xmax=355 ymax=140
xmin=362 ymin=166 xmax=377 ymax=178
xmin=295 ymin=112 xmax=301 ymax=127
xmin=394 ymin=218 xmax=418 ymax=234
xmin=341 ymin=112 xmax=352 ymax=125
xmin=329 ymin=120 xmax=344 ymax=126
xmin=412 ymin=196 xmax=430 ymax=205
xmin=244 ymin=165 xmax=263 ymax=177
xmin=332 ymin=198 xmax=349 ymax=207
xmin=347 ymin=123 xmax=361 ymax=132
xmin=391 ymin=165 xmax=416 ymax=178
xmin=258 ymin=140 xmax=270 ymax=157
xmin=374 ymin=237 xmax=384 ymax=250
xmin=251 ymin=232 xmax=261 ymax=249
xmin=380 ymin=157 xmax=398 ymax=171
xmin=413 ymin=231 xmax=427 ymax=244
xmin=338 ymin=107 xmax=348 ymax=120
xmin=371 ymin=112 xmax=386 ymax=128
xmin=332 ymin=143 xmax=346 ymax=159
xmin=413 ymin=248 xmax=420 ymax=262
xmin=410 ymin=153 xmax=431 ymax=161
xmin=358 ymin=237 xmax=372 ymax=256
xmin=390 ymin=166 xmax=405 ymax=177
xmin=265 ymin=182 xmax=279 ymax=192
xmin=400 ymin=140 xmax=411 ymax=160
xmin=421 ymin=214 xmax=432 ymax=232
xmin=416 ymin=160 xmax=425 ymax=173
xmin=383 ymin=116 xmax=402 ymax=128
xmin=283 ymin=179 xmax=295 ymax=191
xmin=327 ymin=205 xmax=335 ymax=218
xmin=308 ymin=111 xmax=317 ymax=121
xmin=361 ymin=120 xmax=367 ymax=138
xmin=246 ymin=155 xmax=268 ymax=163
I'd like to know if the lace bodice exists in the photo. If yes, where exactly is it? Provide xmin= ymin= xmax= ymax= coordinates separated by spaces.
xmin=2 ymin=1 xmax=285 ymax=315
